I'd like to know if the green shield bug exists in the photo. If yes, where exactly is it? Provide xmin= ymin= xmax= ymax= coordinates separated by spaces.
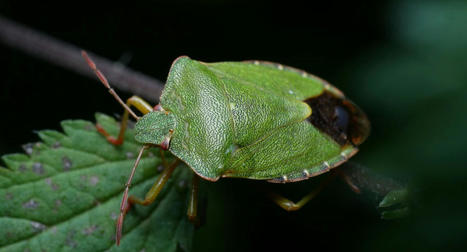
xmin=82 ymin=51 xmax=370 ymax=245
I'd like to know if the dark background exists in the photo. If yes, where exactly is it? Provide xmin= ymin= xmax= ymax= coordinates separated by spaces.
xmin=2 ymin=0 xmax=467 ymax=251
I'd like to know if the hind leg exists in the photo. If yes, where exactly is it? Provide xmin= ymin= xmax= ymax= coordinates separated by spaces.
xmin=187 ymin=174 xmax=200 ymax=223
xmin=268 ymin=173 xmax=336 ymax=211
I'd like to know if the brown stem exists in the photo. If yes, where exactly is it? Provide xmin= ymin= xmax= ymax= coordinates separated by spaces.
xmin=0 ymin=15 xmax=164 ymax=101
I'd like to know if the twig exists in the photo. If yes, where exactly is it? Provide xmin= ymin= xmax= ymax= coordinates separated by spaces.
xmin=0 ymin=15 xmax=164 ymax=101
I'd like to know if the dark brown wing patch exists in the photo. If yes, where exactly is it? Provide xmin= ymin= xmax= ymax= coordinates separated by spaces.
xmin=304 ymin=91 xmax=370 ymax=146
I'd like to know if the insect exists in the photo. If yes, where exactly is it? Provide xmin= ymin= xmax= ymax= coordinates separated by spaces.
xmin=81 ymin=51 xmax=370 ymax=245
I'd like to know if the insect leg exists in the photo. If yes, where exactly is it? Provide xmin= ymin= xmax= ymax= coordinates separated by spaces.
xmin=187 ymin=173 xmax=200 ymax=223
xmin=116 ymin=158 xmax=180 ymax=244
xmin=338 ymin=170 xmax=361 ymax=194
xmin=128 ymin=159 xmax=180 ymax=206
xmin=268 ymin=174 xmax=336 ymax=211
xmin=159 ymin=149 xmax=170 ymax=169
xmin=96 ymin=96 xmax=152 ymax=145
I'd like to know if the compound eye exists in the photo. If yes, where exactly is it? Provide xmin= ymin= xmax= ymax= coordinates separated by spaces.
xmin=334 ymin=105 xmax=349 ymax=133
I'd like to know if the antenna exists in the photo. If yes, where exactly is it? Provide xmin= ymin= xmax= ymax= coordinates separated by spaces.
xmin=116 ymin=144 xmax=149 ymax=245
xmin=81 ymin=50 xmax=139 ymax=120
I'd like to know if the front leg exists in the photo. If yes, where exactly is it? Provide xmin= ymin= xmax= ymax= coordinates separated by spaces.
xmin=96 ymin=96 xmax=153 ymax=145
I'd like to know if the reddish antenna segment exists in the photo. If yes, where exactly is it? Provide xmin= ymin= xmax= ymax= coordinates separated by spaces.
xmin=116 ymin=144 xmax=149 ymax=245
xmin=81 ymin=50 xmax=139 ymax=120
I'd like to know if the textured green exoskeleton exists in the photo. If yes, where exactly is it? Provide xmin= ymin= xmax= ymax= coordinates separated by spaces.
xmin=82 ymin=52 xmax=370 ymax=245
xmin=135 ymin=57 xmax=370 ymax=183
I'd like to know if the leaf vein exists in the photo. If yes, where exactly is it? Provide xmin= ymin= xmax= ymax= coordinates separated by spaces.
xmin=0 ymin=174 xmax=156 ymax=248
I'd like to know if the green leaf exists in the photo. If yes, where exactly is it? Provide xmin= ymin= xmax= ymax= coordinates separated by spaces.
xmin=379 ymin=188 xmax=410 ymax=220
xmin=0 ymin=113 xmax=193 ymax=252
xmin=379 ymin=188 xmax=408 ymax=208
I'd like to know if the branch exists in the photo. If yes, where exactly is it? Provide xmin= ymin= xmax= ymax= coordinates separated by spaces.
xmin=0 ymin=15 xmax=164 ymax=101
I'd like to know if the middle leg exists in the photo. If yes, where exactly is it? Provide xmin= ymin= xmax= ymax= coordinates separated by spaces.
xmin=129 ymin=159 xmax=181 ymax=206
xmin=116 ymin=158 xmax=180 ymax=244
